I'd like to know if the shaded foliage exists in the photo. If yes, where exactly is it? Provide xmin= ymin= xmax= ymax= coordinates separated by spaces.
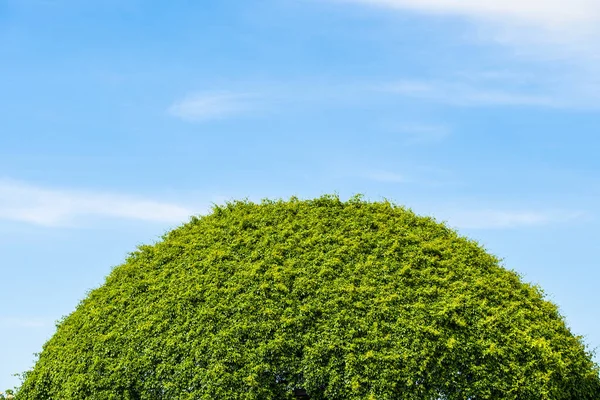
xmin=18 ymin=195 xmax=600 ymax=399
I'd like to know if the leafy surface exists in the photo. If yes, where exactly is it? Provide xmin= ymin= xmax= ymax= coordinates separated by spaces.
xmin=18 ymin=195 xmax=600 ymax=399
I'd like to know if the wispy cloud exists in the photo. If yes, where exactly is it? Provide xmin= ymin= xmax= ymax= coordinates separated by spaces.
xmin=168 ymin=92 xmax=255 ymax=122
xmin=441 ymin=209 xmax=584 ymax=229
xmin=0 ymin=180 xmax=195 ymax=227
xmin=349 ymin=0 xmax=598 ymax=25
xmin=0 ymin=317 xmax=51 ymax=329
xmin=361 ymin=166 xmax=459 ymax=187
xmin=337 ymin=0 xmax=600 ymax=38
xmin=380 ymin=79 xmax=558 ymax=108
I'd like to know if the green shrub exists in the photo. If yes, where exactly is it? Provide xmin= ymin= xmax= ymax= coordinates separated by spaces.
xmin=18 ymin=195 xmax=600 ymax=399
xmin=0 ymin=389 xmax=15 ymax=399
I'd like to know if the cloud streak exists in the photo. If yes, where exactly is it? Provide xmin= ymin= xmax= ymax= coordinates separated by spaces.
xmin=168 ymin=92 xmax=254 ymax=122
xmin=0 ymin=317 xmax=51 ymax=329
xmin=441 ymin=209 xmax=583 ymax=229
xmin=336 ymin=0 xmax=600 ymax=68
xmin=339 ymin=0 xmax=600 ymax=33
xmin=380 ymin=79 xmax=559 ymax=108
xmin=0 ymin=180 xmax=195 ymax=227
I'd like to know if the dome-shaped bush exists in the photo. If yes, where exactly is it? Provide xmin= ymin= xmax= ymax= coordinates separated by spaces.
xmin=19 ymin=196 xmax=600 ymax=399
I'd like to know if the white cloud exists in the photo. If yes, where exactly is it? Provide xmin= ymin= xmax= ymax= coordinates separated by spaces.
xmin=362 ymin=166 xmax=459 ymax=187
xmin=0 ymin=180 xmax=195 ymax=227
xmin=330 ymin=2 xmax=600 ymax=108
xmin=0 ymin=317 xmax=50 ymax=328
xmin=336 ymin=0 xmax=600 ymax=68
xmin=339 ymin=0 xmax=600 ymax=33
xmin=441 ymin=209 xmax=583 ymax=229
xmin=380 ymin=79 xmax=559 ymax=107
xmin=168 ymin=92 xmax=254 ymax=122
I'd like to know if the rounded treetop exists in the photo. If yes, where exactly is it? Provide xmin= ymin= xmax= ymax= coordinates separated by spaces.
xmin=19 ymin=195 xmax=600 ymax=399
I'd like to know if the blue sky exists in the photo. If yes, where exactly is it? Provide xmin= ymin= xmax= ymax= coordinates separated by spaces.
xmin=2 ymin=0 xmax=600 ymax=390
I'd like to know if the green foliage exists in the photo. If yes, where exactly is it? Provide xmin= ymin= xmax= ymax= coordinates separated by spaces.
xmin=18 ymin=195 xmax=600 ymax=399
xmin=0 ymin=389 xmax=15 ymax=399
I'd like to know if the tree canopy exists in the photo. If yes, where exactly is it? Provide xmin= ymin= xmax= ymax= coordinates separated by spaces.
xmin=18 ymin=195 xmax=600 ymax=399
